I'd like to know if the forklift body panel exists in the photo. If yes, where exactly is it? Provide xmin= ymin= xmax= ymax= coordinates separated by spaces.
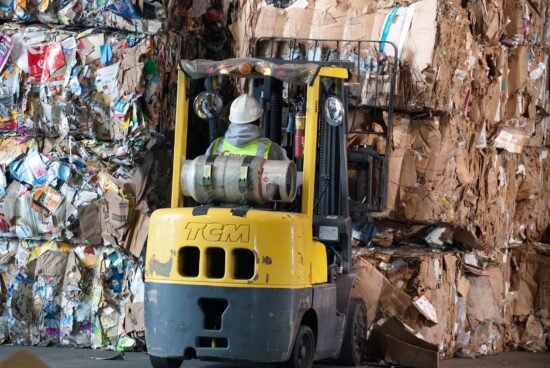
xmin=145 ymin=208 xmax=344 ymax=361
xmin=145 ymin=207 xmax=328 ymax=288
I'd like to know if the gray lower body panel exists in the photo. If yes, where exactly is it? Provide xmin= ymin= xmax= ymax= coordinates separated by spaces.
xmin=145 ymin=282 xmax=312 ymax=363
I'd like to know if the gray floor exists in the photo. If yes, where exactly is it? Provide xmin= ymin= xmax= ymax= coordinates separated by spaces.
xmin=0 ymin=346 xmax=549 ymax=368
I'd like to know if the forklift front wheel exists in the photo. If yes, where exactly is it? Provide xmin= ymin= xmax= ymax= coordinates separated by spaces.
xmin=149 ymin=355 xmax=183 ymax=368
xmin=338 ymin=298 xmax=367 ymax=366
xmin=283 ymin=325 xmax=316 ymax=368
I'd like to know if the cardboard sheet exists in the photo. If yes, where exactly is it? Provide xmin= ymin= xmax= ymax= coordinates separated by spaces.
xmin=0 ymin=349 xmax=49 ymax=368
xmin=368 ymin=317 xmax=439 ymax=368
xmin=352 ymin=261 xmax=411 ymax=326
xmin=77 ymin=201 xmax=103 ymax=245
xmin=100 ymin=190 xmax=131 ymax=244
xmin=508 ymin=46 xmax=530 ymax=96
xmin=34 ymin=250 xmax=69 ymax=284
xmin=124 ymin=211 xmax=150 ymax=258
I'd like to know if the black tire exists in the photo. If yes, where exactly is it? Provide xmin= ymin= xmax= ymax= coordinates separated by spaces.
xmin=149 ymin=355 xmax=183 ymax=368
xmin=338 ymin=298 xmax=367 ymax=366
xmin=283 ymin=325 xmax=316 ymax=368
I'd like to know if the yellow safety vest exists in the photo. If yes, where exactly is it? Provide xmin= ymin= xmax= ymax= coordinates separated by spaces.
xmin=211 ymin=137 xmax=272 ymax=159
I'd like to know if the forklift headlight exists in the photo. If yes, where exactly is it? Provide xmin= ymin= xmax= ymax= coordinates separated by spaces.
xmin=324 ymin=96 xmax=345 ymax=127
xmin=193 ymin=91 xmax=223 ymax=120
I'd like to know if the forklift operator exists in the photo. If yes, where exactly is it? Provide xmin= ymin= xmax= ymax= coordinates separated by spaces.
xmin=206 ymin=94 xmax=288 ymax=160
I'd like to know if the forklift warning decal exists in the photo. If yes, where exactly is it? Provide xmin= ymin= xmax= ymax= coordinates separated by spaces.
xmin=185 ymin=223 xmax=250 ymax=243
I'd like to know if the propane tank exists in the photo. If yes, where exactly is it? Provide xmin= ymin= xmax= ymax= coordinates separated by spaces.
xmin=294 ymin=106 xmax=306 ymax=158
xmin=181 ymin=155 xmax=297 ymax=205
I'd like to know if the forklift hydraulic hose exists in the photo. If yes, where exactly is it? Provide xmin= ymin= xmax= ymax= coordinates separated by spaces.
xmin=181 ymin=155 xmax=297 ymax=205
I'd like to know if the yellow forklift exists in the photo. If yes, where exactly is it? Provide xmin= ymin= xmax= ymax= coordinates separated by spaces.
xmin=145 ymin=38 xmax=398 ymax=368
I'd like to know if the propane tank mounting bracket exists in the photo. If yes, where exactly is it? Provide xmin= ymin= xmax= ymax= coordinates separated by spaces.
xmin=192 ymin=205 xmax=211 ymax=216
xmin=231 ymin=207 xmax=249 ymax=217
xmin=201 ymin=155 xmax=217 ymax=194
xmin=238 ymin=156 xmax=255 ymax=195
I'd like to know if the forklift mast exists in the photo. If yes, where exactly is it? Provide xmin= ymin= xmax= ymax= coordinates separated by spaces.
xmin=252 ymin=37 xmax=399 ymax=270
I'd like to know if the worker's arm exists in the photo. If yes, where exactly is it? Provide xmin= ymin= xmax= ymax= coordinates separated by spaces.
xmin=205 ymin=138 xmax=220 ymax=155
xmin=267 ymin=143 xmax=289 ymax=161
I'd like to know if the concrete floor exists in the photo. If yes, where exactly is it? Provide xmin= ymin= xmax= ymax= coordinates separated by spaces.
xmin=0 ymin=346 xmax=549 ymax=368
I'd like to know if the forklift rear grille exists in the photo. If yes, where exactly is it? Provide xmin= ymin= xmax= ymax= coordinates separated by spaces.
xmin=232 ymin=249 xmax=255 ymax=280
xmin=179 ymin=246 xmax=200 ymax=277
xmin=205 ymin=248 xmax=225 ymax=279
xmin=178 ymin=246 xmax=256 ymax=281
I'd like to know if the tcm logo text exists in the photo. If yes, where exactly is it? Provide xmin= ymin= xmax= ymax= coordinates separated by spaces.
xmin=185 ymin=223 xmax=250 ymax=243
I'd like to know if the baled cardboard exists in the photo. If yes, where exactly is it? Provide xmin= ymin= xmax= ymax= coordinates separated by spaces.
xmin=386 ymin=114 xmax=411 ymax=212
xmin=457 ymin=275 xmax=470 ymax=297
xmin=537 ymin=267 xmax=550 ymax=310
xmin=503 ymin=0 xmax=545 ymax=45
xmin=467 ymin=0 xmax=505 ymax=44
xmin=511 ymin=246 xmax=550 ymax=316
xmin=545 ymin=10 xmax=550 ymax=48
xmin=229 ymin=0 xmax=262 ymax=58
xmin=508 ymin=46 xmax=530 ymax=97
xmin=400 ymin=0 xmax=438 ymax=73
xmin=389 ymin=116 xmax=462 ymax=223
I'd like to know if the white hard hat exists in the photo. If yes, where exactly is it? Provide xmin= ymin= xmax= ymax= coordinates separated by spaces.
xmin=229 ymin=94 xmax=263 ymax=124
